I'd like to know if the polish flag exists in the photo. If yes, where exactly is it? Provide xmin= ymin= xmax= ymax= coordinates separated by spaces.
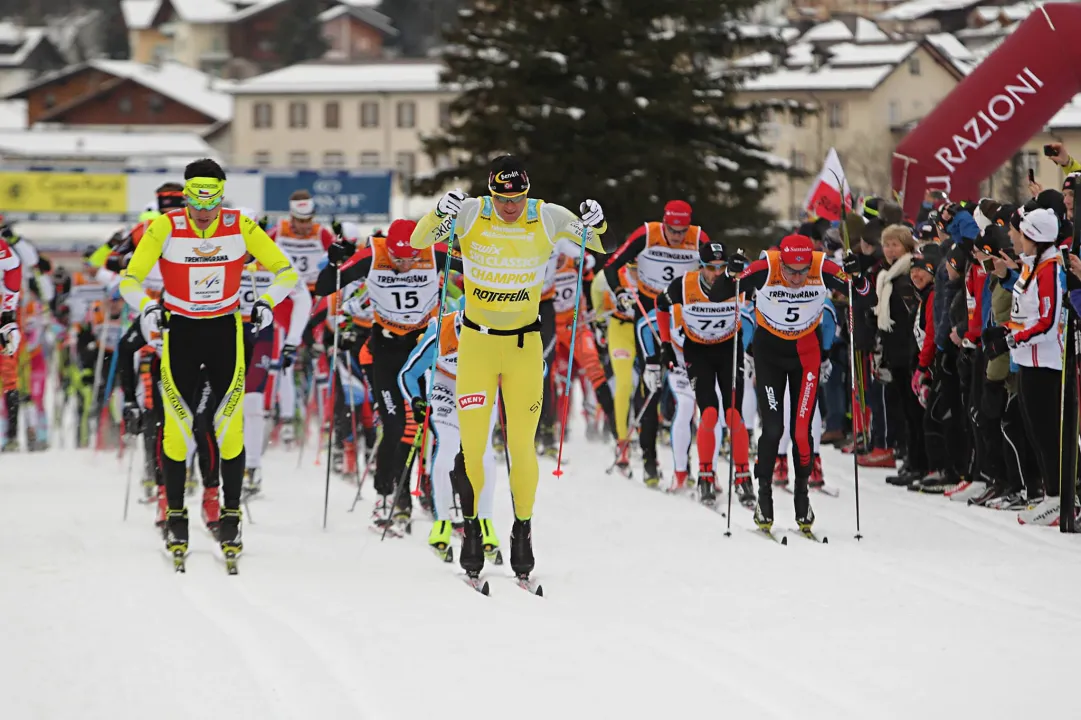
xmin=803 ymin=148 xmax=852 ymax=222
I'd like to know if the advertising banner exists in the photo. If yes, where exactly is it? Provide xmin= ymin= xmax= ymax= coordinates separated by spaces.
xmin=262 ymin=170 xmax=393 ymax=218
xmin=0 ymin=171 xmax=127 ymax=215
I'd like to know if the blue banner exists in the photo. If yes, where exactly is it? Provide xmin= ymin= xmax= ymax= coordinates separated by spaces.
xmin=262 ymin=170 xmax=393 ymax=218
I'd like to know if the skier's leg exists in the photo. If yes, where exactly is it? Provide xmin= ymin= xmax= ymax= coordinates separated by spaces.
xmin=201 ymin=316 xmax=247 ymax=513
xmin=430 ymin=393 xmax=460 ymax=523
xmin=478 ymin=402 xmax=499 ymax=520
xmin=454 ymin=326 xmax=502 ymax=517
xmin=367 ymin=338 xmax=410 ymax=499
xmin=243 ymin=324 xmax=273 ymax=477
xmin=491 ymin=332 xmax=544 ymax=521
xmin=667 ymin=367 xmax=695 ymax=481
xmin=607 ymin=317 xmax=636 ymax=442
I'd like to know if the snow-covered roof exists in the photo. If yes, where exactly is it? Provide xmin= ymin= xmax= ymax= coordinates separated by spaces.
xmin=877 ymin=0 xmax=981 ymax=21
xmin=170 ymin=0 xmax=238 ymax=23
xmin=0 ymin=27 xmax=48 ymax=68
xmin=0 ymin=100 xmax=27 ymax=130
xmin=88 ymin=59 xmax=233 ymax=121
xmin=798 ymin=17 xmax=889 ymax=43
xmin=732 ymin=23 xmax=800 ymax=42
xmin=120 ymin=0 xmax=160 ymax=31
xmin=742 ymin=65 xmax=895 ymax=92
xmin=230 ymin=61 xmax=446 ymax=95
xmin=973 ymin=2 xmax=1038 ymax=24
xmin=339 ymin=0 xmax=381 ymax=6
xmin=0 ymin=129 xmax=214 ymax=158
xmin=230 ymin=0 xmax=289 ymax=22
xmin=317 ymin=4 xmax=398 ymax=35
xmin=1048 ymin=94 xmax=1081 ymax=130
xmin=956 ymin=19 xmax=1020 ymax=38
xmin=827 ymin=41 xmax=918 ymax=66
xmin=924 ymin=32 xmax=974 ymax=61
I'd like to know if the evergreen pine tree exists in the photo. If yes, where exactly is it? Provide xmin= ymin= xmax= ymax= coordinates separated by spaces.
xmin=100 ymin=0 xmax=130 ymax=60
xmin=275 ymin=0 xmax=329 ymax=67
xmin=417 ymin=0 xmax=792 ymax=240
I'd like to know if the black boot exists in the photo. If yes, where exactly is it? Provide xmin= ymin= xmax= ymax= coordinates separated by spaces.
xmin=2 ymin=389 xmax=18 ymax=451
xmin=698 ymin=472 xmax=716 ymax=506
xmin=643 ymin=457 xmax=660 ymax=488
xmin=510 ymin=518 xmax=535 ymax=578
xmin=794 ymin=477 xmax=814 ymax=530
xmin=459 ymin=517 xmax=484 ymax=576
xmin=164 ymin=508 xmax=189 ymax=551
xmin=754 ymin=486 xmax=774 ymax=530
xmin=218 ymin=508 xmax=243 ymax=553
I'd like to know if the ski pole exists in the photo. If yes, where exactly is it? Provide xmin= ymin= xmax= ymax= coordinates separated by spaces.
xmin=89 ymin=311 xmax=113 ymax=451
xmin=382 ymin=429 xmax=425 ymax=541
xmin=553 ymin=223 xmax=591 ymax=477
xmin=322 ymin=266 xmax=342 ymax=530
xmin=724 ymin=270 xmax=743 ymax=538
xmin=122 ymin=435 xmax=136 ymax=521
xmin=345 ymin=362 xmax=364 ymax=490
xmin=833 ymin=170 xmax=863 ymax=540
xmin=415 ymin=220 xmax=457 ymax=490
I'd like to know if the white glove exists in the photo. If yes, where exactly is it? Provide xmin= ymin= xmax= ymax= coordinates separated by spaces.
xmin=140 ymin=302 xmax=164 ymax=344
xmin=820 ymin=359 xmax=832 ymax=383
xmin=437 ymin=189 xmax=468 ymax=217
xmin=579 ymin=199 xmax=604 ymax=228
xmin=643 ymin=362 xmax=662 ymax=393
xmin=251 ymin=299 xmax=274 ymax=331
xmin=0 ymin=322 xmax=20 ymax=357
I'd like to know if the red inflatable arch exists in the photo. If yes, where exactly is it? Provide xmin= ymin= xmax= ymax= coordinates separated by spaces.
xmin=891 ymin=2 xmax=1081 ymax=218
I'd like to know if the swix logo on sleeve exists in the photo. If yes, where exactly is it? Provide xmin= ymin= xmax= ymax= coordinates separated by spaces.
xmin=458 ymin=392 xmax=487 ymax=410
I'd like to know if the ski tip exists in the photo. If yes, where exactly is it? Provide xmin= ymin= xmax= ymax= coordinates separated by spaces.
xmin=481 ymin=581 xmax=491 ymax=595
xmin=822 ymin=537 xmax=829 ymax=544
xmin=535 ymin=585 xmax=544 ymax=597
xmin=780 ymin=536 xmax=788 ymax=545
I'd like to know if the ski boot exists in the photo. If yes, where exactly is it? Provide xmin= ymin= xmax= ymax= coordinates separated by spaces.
xmin=808 ymin=455 xmax=824 ymax=489
xmin=219 ymin=508 xmax=243 ymax=573
xmin=735 ymin=468 xmax=756 ymax=509
xmin=428 ymin=520 xmax=454 ymax=563
xmin=585 ymin=416 xmax=601 ymax=442
xmin=331 ymin=445 xmax=345 ymax=474
xmin=201 ymin=486 xmax=221 ymax=536
xmin=460 ymin=517 xmax=485 ymax=577
xmin=698 ymin=471 xmax=717 ymax=507
xmin=772 ymin=456 xmax=789 ymax=489
xmin=753 ymin=489 xmax=774 ymax=532
xmin=794 ymin=478 xmax=815 ymax=531
xmin=510 ymin=517 xmax=535 ymax=579
xmin=613 ymin=440 xmax=632 ymax=477
xmin=141 ymin=477 xmax=156 ymax=502
xmin=670 ymin=470 xmax=689 ymax=493
xmin=164 ymin=508 xmax=189 ymax=570
xmin=242 ymin=468 xmax=262 ymax=497
xmin=371 ymin=495 xmax=392 ymax=529
xmin=480 ymin=518 xmax=503 ymax=565
xmin=392 ymin=494 xmax=412 ymax=535
xmin=280 ymin=423 xmax=295 ymax=450
xmin=155 ymin=485 xmax=168 ymax=531
xmin=1 ymin=437 xmax=17 ymax=452
xmin=418 ymin=473 xmax=434 ymax=515
xmin=643 ymin=457 xmax=661 ymax=488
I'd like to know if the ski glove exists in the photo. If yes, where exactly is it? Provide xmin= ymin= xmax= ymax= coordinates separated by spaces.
xmin=280 ymin=343 xmax=297 ymax=370
xmin=727 ymin=251 xmax=748 ymax=276
xmin=338 ymin=327 xmax=358 ymax=350
xmin=916 ymin=383 xmax=931 ymax=409
xmin=911 ymin=367 xmax=931 ymax=397
xmin=251 ymin=299 xmax=274 ymax=331
xmin=411 ymin=397 xmax=428 ymax=425
xmin=819 ymin=358 xmax=832 ymax=383
xmin=122 ymin=402 xmax=142 ymax=436
xmin=843 ymin=251 xmax=862 ymax=276
xmin=579 ymin=199 xmax=604 ymax=228
xmin=0 ymin=321 xmax=20 ymax=357
xmin=643 ymin=361 xmax=662 ymax=393
xmin=614 ymin=287 xmax=637 ymax=314
xmin=327 ymin=237 xmax=356 ymax=268
xmin=659 ymin=342 xmax=677 ymax=370
xmin=139 ymin=302 xmax=164 ymax=344
xmin=981 ymin=325 xmax=1010 ymax=360
xmin=437 ymin=189 xmax=468 ymax=217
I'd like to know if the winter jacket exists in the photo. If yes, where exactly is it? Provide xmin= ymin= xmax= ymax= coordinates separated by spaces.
xmin=932 ymin=238 xmax=955 ymax=350
xmin=872 ymin=253 xmax=918 ymax=369
xmin=913 ymin=283 xmax=936 ymax=370
xmin=1009 ymin=246 xmax=1064 ymax=370
xmin=986 ymin=274 xmax=1013 ymax=383
xmin=946 ymin=209 xmax=980 ymax=245
xmin=851 ymin=248 xmax=884 ymax=353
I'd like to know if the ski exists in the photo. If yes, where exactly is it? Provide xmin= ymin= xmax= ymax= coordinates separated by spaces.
xmin=369 ymin=524 xmax=404 ymax=539
xmin=752 ymin=527 xmax=782 ymax=543
xmin=485 ymin=548 xmax=505 ymax=565
xmin=433 ymin=545 xmax=454 ymax=564
xmin=222 ymin=549 xmax=240 ymax=575
xmin=812 ymin=486 xmax=840 ymax=498
xmin=514 ymin=575 xmax=543 ymax=596
xmin=463 ymin=574 xmax=491 ymax=595
xmin=789 ymin=528 xmax=828 ymax=543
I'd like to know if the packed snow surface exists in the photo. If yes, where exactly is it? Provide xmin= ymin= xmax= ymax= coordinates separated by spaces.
xmin=2 ymin=431 xmax=1080 ymax=719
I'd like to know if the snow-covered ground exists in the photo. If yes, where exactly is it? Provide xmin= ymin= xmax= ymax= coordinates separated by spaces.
xmin=2 ymin=429 xmax=1080 ymax=719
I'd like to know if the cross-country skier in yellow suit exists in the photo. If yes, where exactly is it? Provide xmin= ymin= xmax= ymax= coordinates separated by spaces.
xmin=410 ymin=155 xmax=607 ymax=582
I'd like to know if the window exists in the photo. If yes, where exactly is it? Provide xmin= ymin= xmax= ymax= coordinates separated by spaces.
xmin=324 ymin=101 xmax=340 ymax=129
xmin=827 ymin=101 xmax=844 ymax=129
xmin=438 ymin=101 xmax=452 ymax=129
xmin=324 ymin=151 xmax=345 ymax=168
xmin=288 ymin=151 xmax=309 ymax=168
xmin=396 ymin=100 xmax=416 ymax=129
xmin=888 ymin=100 xmax=900 ymax=126
xmin=791 ymin=150 xmax=806 ymax=172
xmin=118 ymin=96 xmax=133 ymax=113
xmin=148 ymin=94 xmax=165 ymax=113
xmin=253 ymin=151 xmax=272 ymax=167
xmin=1022 ymin=150 xmax=1039 ymax=177
xmin=360 ymin=101 xmax=379 ymax=128
xmin=253 ymin=102 xmax=273 ymax=129
xmin=359 ymin=151 xmax=380 ymax=167
xmin=44 ymin=92 xmax=56 ymax=109
xmin=288 ymin=102 xmax=308 ymax=129
xmin=396 ymin=151 xmax=416 ymax=179
xmin=908 ymin=56 xmax=921 ymax=76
